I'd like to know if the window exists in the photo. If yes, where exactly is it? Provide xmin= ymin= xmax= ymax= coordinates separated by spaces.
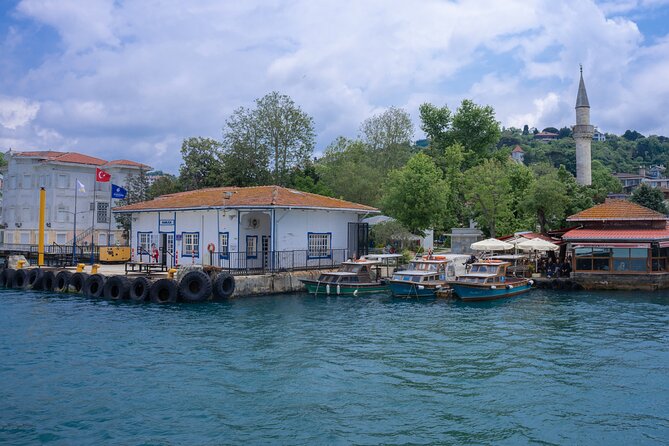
xmin=219 ymin=232 xmax=229 ymax=259
xmin=20 ymin=232 xmax=29 ymax=244
xmin=108 ymin=233 xmax=115 ymax=245
xmin=246 ymin=236 xmax=257 ymax=258
xmin=574 ymin=246 xmax=648 ymax=273
xmin=182 ymin=232 xmax=199 ymax=257
xmin=97 ymin=202 xmax=109 ymax=224
xmin=8 ymin=176 xmax=17 ymax=189
xmin=308 ymin=232 xmax=331 ymax=259
xmin=57 ymin=206 xmax=69 ymax=223
xmin=22 ymin=207 xmax=30 ymax=223
xmin=98 ymin=233 xmax=107 ymax=246
xmin=22 ymin=174 xmax=31 ymax=189
xmin=138 ymin=232 xmax=153 ymax=256
xmin=57 ymin=174 xmax=68 ymax=189
xmin=56 ymin=233 xmax=67 ymax=244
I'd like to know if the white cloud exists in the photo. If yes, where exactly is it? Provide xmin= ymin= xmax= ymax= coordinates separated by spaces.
xmin=0 ymin=96 xmax=40 ymax=130
xmin=2 ymin=0 xmax=668 ymax=171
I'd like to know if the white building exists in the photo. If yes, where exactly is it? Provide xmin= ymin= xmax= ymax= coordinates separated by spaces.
xmin=114 ymin=186 xmax=378 ymax=268
xmin=1 ymin=150 xmax=149 ymax=246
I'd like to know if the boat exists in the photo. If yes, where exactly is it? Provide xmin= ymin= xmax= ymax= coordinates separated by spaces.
xmin=388 ymin=254 xmax=469 ymax=297
xmin=299 ymin=259 xmax=389 ymax=295
xmin=448 ymin=260 xmax=532 ymax=301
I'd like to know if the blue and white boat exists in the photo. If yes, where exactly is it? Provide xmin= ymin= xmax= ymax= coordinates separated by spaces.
xmin=389 ymin=255 xmax=468 ymax=298
xmin=448 ymin=260 xmax=532 ymax=301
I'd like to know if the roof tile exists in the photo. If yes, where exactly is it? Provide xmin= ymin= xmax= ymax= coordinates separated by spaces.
xmin=12 ymin=150 xmax=149 ymax=169
xmin=567 ymin=199 xmax=667 ymax=221
xmin=114 ymin=186 xmax=378 ymax=213
xmin=562 ymin=226 xmax=669 ymax=241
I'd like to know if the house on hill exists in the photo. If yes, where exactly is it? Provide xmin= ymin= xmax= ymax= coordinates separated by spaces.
xmin=114 ymin=186 xmax=378 ymax=269
xmin=563 ymin=199 xmax=669 ymax=290
xmin=510 ymin=145 xmax=525 ymax=164
xmin=534 ymin=132 xmax=558 ymax=142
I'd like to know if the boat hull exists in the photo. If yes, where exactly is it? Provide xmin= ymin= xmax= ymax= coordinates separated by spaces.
xmin=300 ymin=279 xmax=389 ymax=295
xmin=450 ymin=281 xmax=532 ymax=301
xmin=388 ymin=281 xmax=444 ymax=297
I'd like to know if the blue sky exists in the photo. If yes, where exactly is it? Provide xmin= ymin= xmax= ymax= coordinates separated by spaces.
xmin=1 ymin=0 xmax=669 ymax=173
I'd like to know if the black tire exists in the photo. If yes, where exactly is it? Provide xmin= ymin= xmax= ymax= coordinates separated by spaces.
xmin=129 ymin=276 xmax=151 ymax=302
xmin=39 ymin=271 xmax=56 ymax=292
xmin=212 ymin=273 xmax=235 ymax=299
xmin=69 ymin=272 xmax=89 ymax=293
xmin=83 ymin=274 xmax=106 ymax=298
xmin=11 ymin=269 xmax=28 ymax=289
xmin=54 ymin=271 xmax=72 ymax=293
xmin=150 ymin=279 xmax=177 ymax=304
xmin=0 ymin=269 xmax=15 ymax=288
xmin=103 ymin=276 xmax=130 ymax=300
xmin=27 ymin=269 xmax=44 ymax=289
xmin=178 ymin=270 xmax=212 ymax=302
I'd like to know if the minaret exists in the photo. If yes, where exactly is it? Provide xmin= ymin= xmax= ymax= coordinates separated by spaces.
xmin=574 ymin=65 xmax=594 ymax=186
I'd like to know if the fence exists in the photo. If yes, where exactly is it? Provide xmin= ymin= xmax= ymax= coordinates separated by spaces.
xmin=201 ymin=249 xmax=350 ymax=275
xmin=0 ymin=243 xmax=109 ymax=267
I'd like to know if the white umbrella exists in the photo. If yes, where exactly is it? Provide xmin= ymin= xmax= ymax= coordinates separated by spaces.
xmin=516 ymin=238 xmax=559 ymax=252
xmin=471 ymin=238 xmax=514 ymax=251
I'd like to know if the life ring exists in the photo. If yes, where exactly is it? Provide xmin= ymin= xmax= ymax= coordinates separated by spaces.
xmin=207 ymin=243 xmax=216 ymax=253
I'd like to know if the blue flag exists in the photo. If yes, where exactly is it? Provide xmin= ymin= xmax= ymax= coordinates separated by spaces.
xmin=111 ymin=184 xmax=127 ymax=199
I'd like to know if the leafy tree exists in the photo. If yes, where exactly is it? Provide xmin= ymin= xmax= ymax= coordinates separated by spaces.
xmin=522 ymin=124 xmax=529 ymax=135
xmin=147 ymin=174 xmax=182 ymax=200
xmin=558 ymin=126 xmax=572 ymax=139
xmin=451 ymin=99 xmax=501 ymax=164
xmin=286 ymin=162 xmax=333 ymax=196
xmin=590 ymin=160 xmax=622 ymax=203
xmin=381 ymin=153 xmax=449 ymax=235
xmin=370 ymin=219 xmax=416 ymax=249
xmin=623 ymin=129 xmax=644 ymax=141
xmin=525 ymin=164 xmax=569 ymax=232
xmin=557 ymin=165 xmax=594 ymax=221
xmin=115 ymin=170 xmax=151 ymax=241
xmin=463 ymin=158 xmax=513 ymax=238
xmin=360 ymin=106 xmax=414 ymax=152
xmin=419 ymin=103 xmax=452 ymax=146
xmin=179 ymin=137 xmax=224 ymax=191
xmin=630 ymin=184 xmax=667 ymax=214
xmin=317 ymin=138 xmax=381 ymax=206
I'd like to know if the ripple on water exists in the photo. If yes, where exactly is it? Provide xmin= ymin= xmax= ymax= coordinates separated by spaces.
xmin=1 ymin=288 xmax=669 ymax=445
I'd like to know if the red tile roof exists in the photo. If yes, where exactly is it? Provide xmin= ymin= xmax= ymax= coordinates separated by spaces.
xmin=567 ymin=199 xmax=667 ymax=221
xmin=11 ymin=150 xmax=149 ymax=169
xmin=562 ymin=227 xmax=669 ymax=241
xmin=512 ymin=145 xmax=524 ymax=153
xmin=114 ymin=186 xmax=379 ymax=213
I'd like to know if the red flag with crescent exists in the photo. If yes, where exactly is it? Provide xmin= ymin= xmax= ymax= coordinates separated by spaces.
xmin=96 ymin=168 xmax=111 ymax=182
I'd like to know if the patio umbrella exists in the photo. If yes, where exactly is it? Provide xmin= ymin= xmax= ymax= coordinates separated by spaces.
xmin=517 ymin=238 xmax=559 ymax=271
xmin=471 ymin=238 xmax=514 ymax=252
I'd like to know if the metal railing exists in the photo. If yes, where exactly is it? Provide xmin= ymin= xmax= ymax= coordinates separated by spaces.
xmin=201 ymin=249 xmax=350 ymax=275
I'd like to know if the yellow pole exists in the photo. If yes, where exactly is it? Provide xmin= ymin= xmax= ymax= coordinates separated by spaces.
xmin=38 ymin=187 xmax=46 ymax=266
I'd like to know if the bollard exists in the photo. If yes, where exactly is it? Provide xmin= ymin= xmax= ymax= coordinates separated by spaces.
xmin=91 ymin=264 xmax=100 ymax=274
xmin=17 ymin=259 xmax=26 ymax=269
xmin=167 ymin=268 xmax=178 ymax=279
xmin=76 ymin=263 xmax=86 ymax=272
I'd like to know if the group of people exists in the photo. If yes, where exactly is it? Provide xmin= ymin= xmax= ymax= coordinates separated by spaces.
xmin=539 ymin=257 xmax=572 ymax=278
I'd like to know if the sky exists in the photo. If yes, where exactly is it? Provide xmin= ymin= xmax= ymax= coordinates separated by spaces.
xmin=1 ymin=0 xmax=668 ymax=173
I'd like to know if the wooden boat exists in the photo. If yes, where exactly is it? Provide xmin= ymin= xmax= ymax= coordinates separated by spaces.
xmin=300 ymin=259 xmax=389 ymax=295
xmin=388 ymin=255 xmax=468 ymax=297
xmin=448 ymin=260 xmax=532 ymax=301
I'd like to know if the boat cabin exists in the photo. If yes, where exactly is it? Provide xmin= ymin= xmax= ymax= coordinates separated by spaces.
xmin=456 ymin=261 xmax=511 ymax=285
xmin=317 ymin=260 xmax=380 ymax=284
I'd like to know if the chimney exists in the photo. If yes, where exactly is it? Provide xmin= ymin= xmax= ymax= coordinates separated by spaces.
xmin=639 ymin=166 xmax=646 ymax=177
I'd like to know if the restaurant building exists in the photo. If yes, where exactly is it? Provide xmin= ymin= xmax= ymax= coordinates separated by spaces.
xmin=562 ymin=199 xmax=669 ymax=290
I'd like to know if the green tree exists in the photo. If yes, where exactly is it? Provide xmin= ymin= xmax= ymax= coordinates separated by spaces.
xmin=286 ymin=162 xmax=333 ymax=196
xmin=381 ymin=153 xmax=449 ymax=235
xmin=147 ymin=174 xmax=182 ymax=200
xmin=525 ymin=164 xmax=569 ymax=232
xmin=542 ymin=127 xmax=559 ymax=134
xmin=360 ymin=106 xmax=414 ymax=173
xmin=179 ymin=137 xmax=224 ymax=191
xmin=522 ymin=124 xmax=529 ymax=135
xmin=115 ymin=170 xmax=151 ymax=240
xmin=370 ymin=219 xmax=415 ymax=249
xmin=463 ymin=159 xmax=513 ymax=238
xmin=590 ymin=160 xmax=622 ymax=203
xmin=630 ymin=184 xmax=667 ymax=214
xmin=451 ymin=99 xmax=501 ymax=164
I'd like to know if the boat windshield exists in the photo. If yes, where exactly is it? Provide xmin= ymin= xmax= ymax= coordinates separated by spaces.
xmin=341 ymin=264 xmax=363 ymax=273
xmin=408 ymin=262 xmax=439 ymax=272
xmin=470 ymin=264 xmax=499 ymax=274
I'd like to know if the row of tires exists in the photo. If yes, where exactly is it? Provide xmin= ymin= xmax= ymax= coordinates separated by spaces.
xmin=0 ymin=268 xmax=236 ymax=303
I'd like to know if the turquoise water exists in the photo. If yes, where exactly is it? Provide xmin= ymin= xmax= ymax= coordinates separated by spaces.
xmin=1 ymin=289 xmax=669 ymax=445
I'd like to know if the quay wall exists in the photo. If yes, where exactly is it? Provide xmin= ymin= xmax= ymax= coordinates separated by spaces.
xmin=227 ymin=269 xmax=330 ymax=296
xmin=571 ymin=272 xmax=669 ymax=291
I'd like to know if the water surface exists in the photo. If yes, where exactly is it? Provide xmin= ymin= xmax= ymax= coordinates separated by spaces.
xmin=1 ymin=289 xmax=668 ymax=445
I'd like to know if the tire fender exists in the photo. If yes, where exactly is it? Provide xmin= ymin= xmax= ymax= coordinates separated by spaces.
xmin=11 ymin=269 xmax=28 ymax=289
xmin=178 ymin=270 xmax=212 ymax=302
xmin=38 ymin=271 xmax=57 ymax=292
xmin=27 ymin=269 xmax=44 ymax=289
xmin=129 ymin=276 xmax=151 ymax=302
xmin=212 ymin=273 xmax=235 ymax=299
xmin=150 ymin=279 xmax=178 ymax=304
xmin=103 ymin=276 xmax=131 ymax=300
xmin=54 ymin=271 xmax=72 ymax=293
xmin=83 ymin=274 xmax=106 ymax=298
xmin=0 ymin=269 xmax=16 ymax=288
xmin=69 ymin=272 xmax=89 ymax=293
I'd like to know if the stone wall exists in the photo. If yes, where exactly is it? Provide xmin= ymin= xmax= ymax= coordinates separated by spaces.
xmin=572 ymin=272 xmax=669 ymax=291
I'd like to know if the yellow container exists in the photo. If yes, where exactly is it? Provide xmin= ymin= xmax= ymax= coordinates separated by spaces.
xmin=99 ymin=246 xmax=131 ymax=263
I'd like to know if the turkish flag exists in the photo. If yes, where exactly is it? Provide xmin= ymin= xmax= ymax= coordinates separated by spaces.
xmin=96 ymin=168 xmax=111 ymax=182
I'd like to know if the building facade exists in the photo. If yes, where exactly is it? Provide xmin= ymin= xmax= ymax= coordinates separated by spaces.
xmin=114 ymin=186 xmax=378 ymax=268
xmin=0 ymin=150 xmax=149 ymax=247
xmin=563 ymin=200 xmax=669 ymax=290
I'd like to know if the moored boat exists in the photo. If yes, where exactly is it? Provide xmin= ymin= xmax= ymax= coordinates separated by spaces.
xmin=300 ymin=259 xmax=389 ymax=295
xmin=448 ymin=260 xmax=532 ymax=301
xmin=389 ymin=255 xmax=468 ymax=297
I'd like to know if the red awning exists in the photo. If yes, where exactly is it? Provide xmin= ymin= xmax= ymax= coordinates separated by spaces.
xmin=572 ymin=242 xmax=650 ymax=249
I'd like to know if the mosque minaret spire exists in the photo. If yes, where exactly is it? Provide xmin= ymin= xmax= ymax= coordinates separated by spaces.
xmin=574 ymin=65 xmax=594 ymax=186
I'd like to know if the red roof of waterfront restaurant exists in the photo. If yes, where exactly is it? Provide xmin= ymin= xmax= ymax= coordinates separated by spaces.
xmin=567 ymin=199 xmax=667 ymax=222
xmin=562 ymin=226 xmax=669 ymax=241
xmin=114 ymin=186 xmax=379 ymax=213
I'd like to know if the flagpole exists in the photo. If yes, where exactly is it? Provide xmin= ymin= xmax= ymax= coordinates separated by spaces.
xmin=72 ymin=179 xmax=78 ymax=265
xmin=108 ymin=188 xmax=113 ymax=246
xmin=90 ymin=177 xmax=97 ymax=264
